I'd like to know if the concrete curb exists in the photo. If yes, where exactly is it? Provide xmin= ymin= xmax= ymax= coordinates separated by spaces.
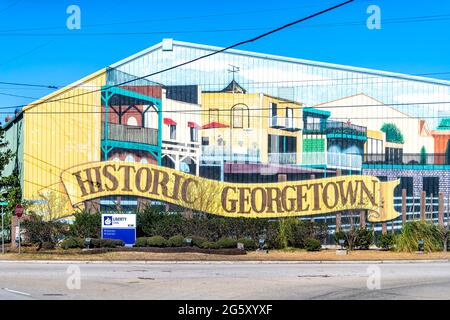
xmin=0 ymin=259 xmax=448 ymax=265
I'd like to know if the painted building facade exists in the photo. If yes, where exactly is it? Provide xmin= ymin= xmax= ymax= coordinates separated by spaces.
xmin=2 ymin=39 xmax=450 ymax=231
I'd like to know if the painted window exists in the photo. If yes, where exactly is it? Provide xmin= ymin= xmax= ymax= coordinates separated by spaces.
xmin=169 ymin=124 xmax=176 ymax=140
xmin=423 ymin=177 xmax=439 ymax=196
xmin=385 ymin=147 xmax=403 ymax=164
xmin=140 ymin=158 xmax=148 ymax=164
xmin=232 ymin=107 xmax=244 ymax=128
xmin=127 ymin=116 xmax=138 ymax=126
xmin=209 ymin=109 xmax=219 ymax=123
xmin=125 ymin=155 xmax=135 ymax=162
xmin=306 ymin=116 xmax=321 ymax=131
xmin=268 ymin=134 xmax=296 ymax=153
xmin=395 ymin=177 xmax=414 ymax=197
xmin=271 ymin=103 xmax=278 ymax=126
xmin=285 ymin=107 xmax=293 ymax=128
xmin=190 ymin=127 xmax=198 ymax=142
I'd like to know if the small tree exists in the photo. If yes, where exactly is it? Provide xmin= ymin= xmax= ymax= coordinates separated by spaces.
xmin=446 ymin=140 xmax=450 ymax=165
xmin=381 ymin=123 xmax=404 ymax=144
xmin=69 ymin=209 xmax=101 ymax=238
xmin=21 ymin=214 xmax=68 ymax=249
xmin=420 ymin=146 xmax=427 ymax=165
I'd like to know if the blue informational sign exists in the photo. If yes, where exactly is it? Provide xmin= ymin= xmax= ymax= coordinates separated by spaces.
xmin=101 ymin=214 xmax=136 ymax=246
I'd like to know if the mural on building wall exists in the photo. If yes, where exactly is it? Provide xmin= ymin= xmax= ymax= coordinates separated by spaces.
xmin=2 ymin=40 xmax=450 ymax=230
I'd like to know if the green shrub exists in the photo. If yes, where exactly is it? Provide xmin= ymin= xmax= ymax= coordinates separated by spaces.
xmin=168 ymin=235 xmax=185 ymax=247
xmin=396 ymin=221 xmax=442 ymax=252
xmin=61 ymin=237 xmax=84 ymax=250
xmin=216 ymin=237 xmax=238 ymax=249
xmin=333 ymin=231 xmax=348 ymax=248
xmin=113 ymin=239 xmax=125 ymax=247
xmin=200 ymin=241 xmax=219 ymax=249
xmin=137 ymin=206 xmax=185 ymax=238
xmin=237 ymin=238 xmax=257 ymax=250
xmin=91 ymin=238 xmax=124 ymax=248
xmin=135 ymin=237 xmax=148 ymax=247
xmin=334 ymin=228 xmax=373 ymax=250
xmin=187 ymin=235 xmax=207 ymax=247
xmin=70 ymin=210 xmax=101 ymax=238
xmin=304 ymin=238 xmax=321 ymax=251
xmin=41 ymin=242 xmax=56 ymax=250
xmin=22 ymin=216 xmax=68 ymax=246
xmin=377 ymin=233 xmax=395 ymax=250
xmin=381 ymin=123 xmax=404 ymax=144
xmin=355 ymin=228 xmax=373 ymax=250
xmin=146 ymin=236 xmax=168 ymax=247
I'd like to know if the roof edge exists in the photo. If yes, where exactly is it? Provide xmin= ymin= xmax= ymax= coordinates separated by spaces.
xmin=22 ymin=68 xmax=106 ymax=113
xmin=170 ymin=40 xmax=450 ymax=87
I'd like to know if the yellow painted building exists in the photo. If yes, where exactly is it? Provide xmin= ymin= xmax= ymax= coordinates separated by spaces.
xmin=201 ymin=87 xmax=304 ymax=165
xmin=21 ymin=70 xmax=106 ymax=218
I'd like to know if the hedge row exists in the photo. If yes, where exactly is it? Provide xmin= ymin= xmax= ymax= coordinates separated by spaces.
xmin=134 ymin=236 xmax=257 ymax=250
xmin=60 ymin=237 xmax=124 ymax=249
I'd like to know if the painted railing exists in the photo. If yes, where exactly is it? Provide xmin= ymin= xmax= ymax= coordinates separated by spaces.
xmin=301 ymin=152 xmax=362 ymax=170
xmin=201 ymin=146 xmax=260 ymax=163
xmin=327 ymin=152 xmax=362 ymax=170
xmin=268 ymin=153 xmax=297 ymax=164
xmin=102 ymin=122 xmax=158 ymax=145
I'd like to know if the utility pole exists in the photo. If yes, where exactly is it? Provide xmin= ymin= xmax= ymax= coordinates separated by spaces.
xmin=0 ymin=201 xmax=8 ymax=254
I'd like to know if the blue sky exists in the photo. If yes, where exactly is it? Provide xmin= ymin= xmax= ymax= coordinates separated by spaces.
xmin=1 ymin=0 xmax=450 ymax=114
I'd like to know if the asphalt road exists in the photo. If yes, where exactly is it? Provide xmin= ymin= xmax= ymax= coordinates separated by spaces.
xmin=1 ymin=261 xmax=450 ymax=300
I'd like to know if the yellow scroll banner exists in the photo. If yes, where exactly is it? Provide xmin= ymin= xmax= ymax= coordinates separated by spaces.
xmin=61 ymin=161 xmax=400 ymax=222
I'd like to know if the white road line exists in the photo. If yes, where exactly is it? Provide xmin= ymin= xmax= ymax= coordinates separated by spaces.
xmin=3 ymin=288 xmax=31 ymax=296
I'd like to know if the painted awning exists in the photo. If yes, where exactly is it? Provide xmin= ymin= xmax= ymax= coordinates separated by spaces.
xmin=188 ymin=121 xmax=200 ymax=129
xmin=201 ymin=121 xmax=229 ymax=129
xmin=163 ymin=118 xmax=177 ymax=125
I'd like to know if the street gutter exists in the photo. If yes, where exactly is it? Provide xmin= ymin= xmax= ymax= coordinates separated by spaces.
xmin=0 ymin=259 xmax=448 ymax=265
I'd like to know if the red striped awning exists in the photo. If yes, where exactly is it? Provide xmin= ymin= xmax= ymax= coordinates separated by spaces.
xmin=163 ymin=118 xmax=177 ymax=125
xmin=188 ymin=121 xmax=200 ymax=128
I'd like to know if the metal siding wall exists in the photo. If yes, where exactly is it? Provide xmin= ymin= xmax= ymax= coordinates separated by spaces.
xmin=22 ymin=70 xmax=106 ymax=217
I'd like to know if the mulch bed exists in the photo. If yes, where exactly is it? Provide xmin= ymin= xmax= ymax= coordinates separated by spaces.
xmin=6 ymin=246 xmax=247 ymax=256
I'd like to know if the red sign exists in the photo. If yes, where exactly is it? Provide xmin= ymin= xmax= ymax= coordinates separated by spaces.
xmin=15 ymin=204 xmax=24 ymax=218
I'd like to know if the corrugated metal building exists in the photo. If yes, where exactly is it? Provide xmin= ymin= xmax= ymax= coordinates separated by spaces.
xmin=3 ymin=39 xmax=450 ymax=230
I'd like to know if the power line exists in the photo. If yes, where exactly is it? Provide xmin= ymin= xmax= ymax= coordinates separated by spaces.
xmin=0 ymin=92 xmax=37 ymax=99
xmin=0 ymin=81 xmax=58 ymax=89
xmin=0 ymin=0 xmax=22 ymax=16
xmin=3 ymin=12 xmax=450 ymax=37
xmin=0 ymin=40 xmax=54 ymax=68
xmin=0 ymin=1 xmax=366 ymax=34
xmin=2 ymin=0 xmax=356 ymax=111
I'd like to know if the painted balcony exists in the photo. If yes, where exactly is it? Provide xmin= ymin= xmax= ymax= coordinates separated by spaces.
xmin=325 ymin=121 xmax=367 ymax=140
xmin=101 ymin=122 xmax=158 ymax=146
xmin=201 ymin=146 xmax=260 ymax=163
xmin=303 ymin=120 xmax=367 ymax=140
xmin=268 ymin=153 xmax=298 ymax=164
xmin=302 ymin=152 xmax=363 ymax=171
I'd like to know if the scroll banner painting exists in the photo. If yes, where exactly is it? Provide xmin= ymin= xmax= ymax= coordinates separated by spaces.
xmin=61 ymin=161 xmax=401 ymax=222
